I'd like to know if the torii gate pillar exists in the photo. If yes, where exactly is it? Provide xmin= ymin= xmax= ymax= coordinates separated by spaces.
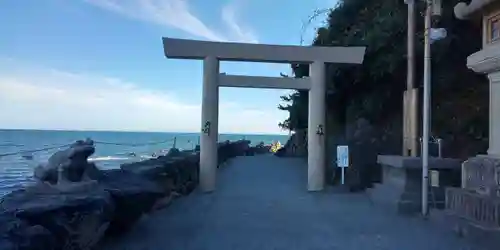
xmin=308 ymin=61 xmax=326 ymax=191
xmin=200 ymin=56 xmax=219 ymax=192
xmin=162 ymin=37 xmax=366 ymax=192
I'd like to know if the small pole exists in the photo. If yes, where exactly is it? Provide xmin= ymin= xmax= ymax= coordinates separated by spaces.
xmin=341 ymin=167 xmax=345 ymax=185
xmin=173 ymin=136 xmax=177 ymax=148
xmin=437 ymin=138 xmax=442 ymax=158
xmin=422 ymin=0 xmax=432 ymax=217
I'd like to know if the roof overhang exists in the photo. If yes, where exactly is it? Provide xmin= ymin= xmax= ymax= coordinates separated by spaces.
xmin=455 ymin=0 xmax=497 ymax=19
xmin=162 ymin=37 xmax=366 ymax=64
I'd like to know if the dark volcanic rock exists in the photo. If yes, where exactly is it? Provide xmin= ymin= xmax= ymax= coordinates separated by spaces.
xmin=0 ymin=183 xmax=113 ymax=250
xmin=0 ymin=214 xmax=56 ymax=250
xmin=0 ymin=140 xmax=253 ymax=250
xmin=121 ymin=141 xmax=249 ymax=195
xmin=246 ymin=142 xmax=270 ymax=156
xmin=274 ymin=130 xmax=307 ymax=158
xmin=121 ymin=153 xmax=199 ymax=194
xmin=166 ymin=148 xmax=182 ymax=157
xmin=218 ymin=140 xmax=251 ymax=162
xmin=34 ymin=139 xmax=97 ymax=184
xmin=90 ymin=169 xmax=165 ymax=236
xmin=168 ymin=156 xmax=199 ymax=194
xmin=274 ymin=147 xmax=287 ymax=157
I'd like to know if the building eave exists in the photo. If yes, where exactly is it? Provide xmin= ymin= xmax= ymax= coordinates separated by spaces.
xmin=467 ymin=42 xmax=500 ymax=73
xmin=454 ymin=0 xmax=497 ymax=19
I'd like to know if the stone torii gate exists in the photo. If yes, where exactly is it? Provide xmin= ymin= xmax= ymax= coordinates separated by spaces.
xmin=162 ymin=37 xmax=366 ymax=192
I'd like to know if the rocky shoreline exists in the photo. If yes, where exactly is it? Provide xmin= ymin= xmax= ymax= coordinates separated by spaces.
xmin=0 ymin=140 xmax=264 ymax=250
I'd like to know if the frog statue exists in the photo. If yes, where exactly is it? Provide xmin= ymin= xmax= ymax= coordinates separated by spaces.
xmin=33 ymin=138 xmax=99 ymax=186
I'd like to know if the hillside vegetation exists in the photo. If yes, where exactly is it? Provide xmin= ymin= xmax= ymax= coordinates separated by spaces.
xmin=278 ymin=0 xmax=488 ymax=158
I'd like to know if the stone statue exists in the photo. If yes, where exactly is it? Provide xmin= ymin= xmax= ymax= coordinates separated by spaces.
xmin=34 ymin=138 xmax=98 ymax=186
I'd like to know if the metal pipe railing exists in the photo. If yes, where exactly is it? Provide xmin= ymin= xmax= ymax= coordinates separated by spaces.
xmin=419 ymin=136 xmax=443 ymax=158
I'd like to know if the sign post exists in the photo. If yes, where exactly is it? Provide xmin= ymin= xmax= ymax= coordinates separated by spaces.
xmin=336 ymin=145 xmax=349 ymax=185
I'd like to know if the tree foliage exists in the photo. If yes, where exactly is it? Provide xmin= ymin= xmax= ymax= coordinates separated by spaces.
xmin=279 ymin=0 xmax=488 ymax=157
xmin=278 ymin=90 xmax=308 ymax=131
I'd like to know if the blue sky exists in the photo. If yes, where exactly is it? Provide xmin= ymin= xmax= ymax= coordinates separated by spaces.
xmin=0 ymin=0 xmax=335 ymax=134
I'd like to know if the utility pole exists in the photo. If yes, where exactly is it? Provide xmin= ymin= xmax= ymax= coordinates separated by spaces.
xmin=405 ymin=0 xmax=445 ymax=218
xmin=404 ymin=0 xmax=418 ymax=157
xmin=421 ymin=0 xmax=432 ymax=217
xmin=407 ymin=0 xmax=415 ymax=92
xmin=408 ymin=0 xmax=418 ymax=157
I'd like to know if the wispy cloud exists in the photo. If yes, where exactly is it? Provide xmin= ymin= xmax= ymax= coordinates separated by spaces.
xmin=0 ymin=59 xmax=286 ymax=134
xmin=221 ymin=3 xmax=258 ymax=43
xmin=83 ymin=0 xmax=258 ymax=43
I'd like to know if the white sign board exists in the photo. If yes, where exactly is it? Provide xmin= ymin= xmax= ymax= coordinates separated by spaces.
xmin=430 ymin=170 xmax=440 ymax=187
xmin=432 ymin=0 xmax=442 ymax=16
xmin=336 ymin=145 xmax=349 ymax=168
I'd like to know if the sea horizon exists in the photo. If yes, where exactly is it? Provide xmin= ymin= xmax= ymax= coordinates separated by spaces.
xmin=0 ymin=128 xmax=289 ymax=136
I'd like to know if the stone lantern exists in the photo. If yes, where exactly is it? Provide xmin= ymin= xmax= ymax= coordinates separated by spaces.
xmin=454 ymin=0 xmax=500 ymax=188
xmin=444 ymin=0 xmax=500 ymax=239
xmin=456 ymin=0 xmax=500 ymax=158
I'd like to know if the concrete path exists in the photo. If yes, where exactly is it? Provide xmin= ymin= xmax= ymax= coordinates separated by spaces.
xmin=103 ymin=155 xmax=484 ymax=250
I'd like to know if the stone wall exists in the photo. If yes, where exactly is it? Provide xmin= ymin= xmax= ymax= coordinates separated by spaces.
xmin=342 ymin=118 xmax=398 ymax=190
xmin=275 ymin=117 xmax=402 ymax=190
xmin=0 ymin=140 xmax=251 ymax=250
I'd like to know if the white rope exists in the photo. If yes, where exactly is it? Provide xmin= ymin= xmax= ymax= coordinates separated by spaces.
xmin=0 ymin=138 xmax=177 ymax=158
xmin=93 ymin=139 xmax=174 ymax=147
xmin=0 ymin=143 xmax=24 ymax=147
xmin=0 ymin=143 xmax=73 ymax=158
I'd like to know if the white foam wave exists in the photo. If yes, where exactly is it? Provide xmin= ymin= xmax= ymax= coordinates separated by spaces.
xmin=89 ymin=156 xmax=131 ymax=162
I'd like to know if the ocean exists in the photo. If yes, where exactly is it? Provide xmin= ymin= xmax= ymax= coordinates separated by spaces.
xmin=0 ymin=129 xmax=289 ymax=196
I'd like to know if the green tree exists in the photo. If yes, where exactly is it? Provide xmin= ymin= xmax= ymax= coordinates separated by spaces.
xmin=279 ymin=0 xmax=488 ymax=157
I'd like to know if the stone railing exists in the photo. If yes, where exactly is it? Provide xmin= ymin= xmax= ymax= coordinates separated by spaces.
xmin=446 ymin=187 xmax=500 ymax=230
xmin=0 ymin=140 xmax=251 ymax=250
xmin=445 ymin=156 xmax=500 ymax=242
xmin=461 ymin=157 xmax=500 ymax=195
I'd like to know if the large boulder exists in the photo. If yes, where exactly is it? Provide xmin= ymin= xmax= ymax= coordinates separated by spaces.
xmin=233 ymin=140 xmax=251 ymax=156
xmin=274 ymin=147 xmax=287 ymax=157
xmin=229 ymin=140 xmax=251 ymax=157
xmin=217 ymin=141 xmax=232 ymax=163
xmin=0 ymin=182 xmax=113 ymax=250
xmin=34 ymin=139 xmax=96 ymax=184
xmin=166 ymin=147 xmax=182 ymax=157
xmin=167 ymin=156 xmax=199 ymax=194
xmin=0 ymin=214 xmax=56 ymax=250
xmin=89 ymin=169 xmax=165 ymax=236
xmin=121 ymin=141 xmax=249 ymax=194
xmin=121 ymin=155 xmax=175 ymax=179
xmin=218 ymin=140 xmax=251 ymax=162
xmin=121 ymin=154 xmax=196 ymax=195
xmin=246 ymin=142 xmax=270 ymax=156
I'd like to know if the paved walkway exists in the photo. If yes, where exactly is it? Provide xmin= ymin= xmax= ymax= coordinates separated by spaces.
xmin=103 ymin=155 xmax=484 ymax=250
